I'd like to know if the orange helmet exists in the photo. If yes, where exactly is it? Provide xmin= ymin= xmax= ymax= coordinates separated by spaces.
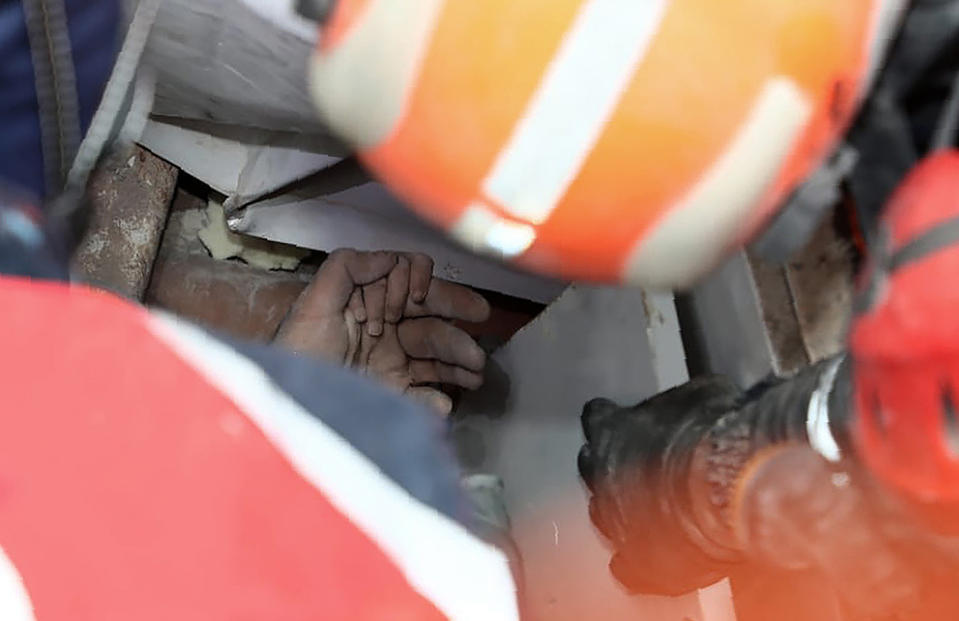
xmin=309 ymin=0 xmax=904 ymax=288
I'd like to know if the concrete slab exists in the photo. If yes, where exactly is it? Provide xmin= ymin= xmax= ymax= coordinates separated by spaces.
xmin=229 ymin=180 xmax=568 ymax=304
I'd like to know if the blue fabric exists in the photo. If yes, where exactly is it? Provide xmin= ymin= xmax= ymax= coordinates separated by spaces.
xmin=0 ymin=190 xmax=69 ymax=281
xmin=230 ymin=338 xmax=468 ymax=524
xmin=0 ymin=0 xmax=45 ymax=200
xmin=65 ymin=0 xmax=120 ymax=134
xmin=0 ymin=0 xmax=119 ymax=200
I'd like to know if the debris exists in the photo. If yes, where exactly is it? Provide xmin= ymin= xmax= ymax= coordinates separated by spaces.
xmin=198 ymin=199 xmax=308 ymax=271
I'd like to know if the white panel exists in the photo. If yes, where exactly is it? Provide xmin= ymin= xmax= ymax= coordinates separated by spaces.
xmin=231 ymin=183 xmax=567 ymax=303
xmin=452 ymin=285 xmax=712 ymax=621
xmin=139 ymin=119 xmax=341 ymax=201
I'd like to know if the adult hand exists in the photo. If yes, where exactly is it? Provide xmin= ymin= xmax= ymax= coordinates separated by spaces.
xmin=578 ymin=376 xmax=742 ymax=595
xmin=275 ymin=249 xmax=490 ymax=414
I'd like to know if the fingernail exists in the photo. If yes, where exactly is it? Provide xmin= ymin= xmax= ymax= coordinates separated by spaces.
xmin=368 ymin=321 xmax=383 ymax=336
xmin=470 ymin=346 xmax=487 ymax=371
xmin=413 ymin=290 xmax=427 ymax=303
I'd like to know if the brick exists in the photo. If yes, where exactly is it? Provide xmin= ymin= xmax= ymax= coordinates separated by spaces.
xmin=146 ymin=253 xmax=308 ymax=342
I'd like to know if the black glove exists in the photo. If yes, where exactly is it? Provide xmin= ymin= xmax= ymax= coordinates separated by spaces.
xmin=578 ymin=358 xmax=847 ymax=597
xmin=735 ymin=445 xmax=922 ymax=620
xmin=578 ymin=359 xmax=925 ymax=618
xmin=577 ymin=375 xmax=743 ymax=596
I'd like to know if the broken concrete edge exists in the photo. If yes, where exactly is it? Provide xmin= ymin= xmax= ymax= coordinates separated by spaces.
xmin=746 ymin=252 xmax=811 ymax=377
xmin=641 ymin=289 xmax=690 ymax=389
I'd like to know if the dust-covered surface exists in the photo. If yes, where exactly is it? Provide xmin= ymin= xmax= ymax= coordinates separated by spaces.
xmin=686 ymin=211 xmax=854 ymax=390
xmin=746 ymin=252 xmax=811 ymax=377
xmin=147 ymin=0 xmax=327 ymax=133
xmin=784 ymin=213 xmax=855 ymax=364
xmin=71 ymin=146 xmax=178 ymax=300
xmin=145 ymin=181 xmax=314 ymax=341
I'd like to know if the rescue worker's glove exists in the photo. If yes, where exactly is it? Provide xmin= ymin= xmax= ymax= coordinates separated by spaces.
xmin=734 ymin=445 xmax=921 ymax=620
xmin=577 ymin=375 xmax=743 ymax=596
xmin=578 ymin=358 xmax=924 ymax=617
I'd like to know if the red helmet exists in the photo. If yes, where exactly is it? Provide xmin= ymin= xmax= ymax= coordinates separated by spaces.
xmin=309 ymin=0 xmax=904 ymax=288
xmin=851 ymin=151 xmax=959 ymax=511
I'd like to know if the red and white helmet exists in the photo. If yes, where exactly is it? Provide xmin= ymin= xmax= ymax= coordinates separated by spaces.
xmin=852 ymin=151 xmax=959 ymax=513
xmin=309 ymin=0 xmax=905 ymax=288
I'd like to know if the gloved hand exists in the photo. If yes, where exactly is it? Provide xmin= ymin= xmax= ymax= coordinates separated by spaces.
xmin=275 ymin=249 xmax=490 ymax=414
xmin=579 ymin=367 xmax=924 ymax=618
xmin=577 ymin=375 xmax=743 ymax=596
xmin=736 ymin=445 xmax=921 ymax=620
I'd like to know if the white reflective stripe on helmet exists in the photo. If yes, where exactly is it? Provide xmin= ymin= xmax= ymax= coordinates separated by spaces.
xmin=623 ymin=78 xmax=812 ymax=290
xmin=482 ymin=0 xmax=667 ymax=225
xmin=310 ymin=0 xmax=445 ymax=149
